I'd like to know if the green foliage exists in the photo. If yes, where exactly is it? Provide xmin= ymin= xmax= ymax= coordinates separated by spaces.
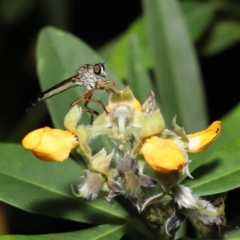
xmin=185 ymin=136 xmax=240 ymax=196
xmin=126 ymin=35 xmax=152 ymax=103
xmin=1 ymin=223 xmax=128 ymax=240
xmin=201 ymin=21 xmax=240 ymax=55
xmin=1 ymin=0 xmax=240 ymax=239
xmin=142 ymin=0 xmax=207 ymax=132
xmin=0 ymin=143 xmax=130 ymax=223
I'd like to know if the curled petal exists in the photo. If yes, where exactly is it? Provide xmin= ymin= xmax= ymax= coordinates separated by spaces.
xmin=22 ymin=127 xmax=78 ymax=162
xmin=187 ymin=121 xmax=221 ymax=153
xmin=142 ymin=136 xmax=185 ymax=173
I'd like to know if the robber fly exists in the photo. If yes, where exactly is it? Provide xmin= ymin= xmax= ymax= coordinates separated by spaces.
xmin=30 ymin=63 xmax=120 ymax=123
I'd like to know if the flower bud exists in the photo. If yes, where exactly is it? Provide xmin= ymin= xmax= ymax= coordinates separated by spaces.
xmin=22 ymin=127 xmax=78 ymax=162
xmin=142 ymin=137 xmax=185 ymax=173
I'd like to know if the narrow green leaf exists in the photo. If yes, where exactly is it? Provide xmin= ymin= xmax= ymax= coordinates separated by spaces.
xmin=99 ymin=18 xmax=151 ymax=80
xmin=126 ymin=35 xmax=152 ymax=103
xmin=99 ymin=2 xmax=215 ymax=81
xmin=181 ymin=1 xmax=215 ymax=41
xmin=1 ymin=223 xmax=128 ymax=240
xmin=202 ymin=21 xmax=240 ymax=55
xmin=36 ymin=26 xmax=124 ymax=129
xmin=142 ymin=0 xmax=208 ymax=132
xmin=184 ymin=137 xmax=240 ymax=196
xmin=0 ymin=143 xmax=131 ymax=223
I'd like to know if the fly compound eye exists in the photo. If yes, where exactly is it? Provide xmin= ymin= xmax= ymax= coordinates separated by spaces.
xmin=93 ymin=63 xmax=106 ymax=77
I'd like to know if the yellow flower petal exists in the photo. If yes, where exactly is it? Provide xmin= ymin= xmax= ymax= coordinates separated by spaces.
xmin=105 ymin=90 xmax=142 ymax=112
xmin=187 ymin=121 xmax=221 ymax=153
xmin=22 ymin=127 xmax=78 ymax=162
xmin=142 ymin=136 xmax=185 ymax=173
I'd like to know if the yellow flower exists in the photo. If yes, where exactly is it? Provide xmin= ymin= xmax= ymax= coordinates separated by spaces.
xmin=22 ymin=127 xmax=78 ymax=162
xmin=142 ymin=136 xmax=185 ymax=173
xmin=186 ymin=121 xmax=221 ymax=153
xmin=141 ymin=121 xmax=221 ymax=173
xmin=141 ymin=136 xmax=187 ymax=207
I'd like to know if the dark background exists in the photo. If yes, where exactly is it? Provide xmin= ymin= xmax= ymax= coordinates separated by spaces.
xmin=0 ymin=0 xmax=239 ymax=236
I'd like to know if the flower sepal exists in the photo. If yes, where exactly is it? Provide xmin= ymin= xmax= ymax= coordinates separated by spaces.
xmin=108 ymin=153 xmax=156 ymax=211
xmin=76 ymin=170 xmax=106 ymax=200
xmin=76 ymin=125 xmax=92 ymax=158
xmin=140 ymin=109 xmax=165 ymax=139
xmin=172 ymin=116 xmax=189 ymax=149
xmin=64 ymin=105 xmax=82 ymax=133
xmin=88 ymin=149 xmax=113 ymax=176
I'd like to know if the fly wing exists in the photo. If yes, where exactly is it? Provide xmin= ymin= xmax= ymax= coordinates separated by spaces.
xmin=29 ymin=76 xmax=80 ymax=108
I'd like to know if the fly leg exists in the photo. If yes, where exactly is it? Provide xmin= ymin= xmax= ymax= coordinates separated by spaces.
xmin=70 ymin=89 xmax=108 ymax=125
xmin=96 ymin=80 xmax=120 ymax=96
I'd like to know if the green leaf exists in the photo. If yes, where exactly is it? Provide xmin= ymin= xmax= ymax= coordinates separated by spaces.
xmin=1 ymin=223 xmax=128 ymax=240
xmin=99 ymin=18 xmax=151 ymax=80
xmin=0 ymin=143 xmax=131 ymax=223
xmin=126 ymin=35 xmax=153 ymax=103
xmin=180 ymin=1 xmax=215 ymax=41
xmin=36 ymin=26 xmax=124 ymax=129
xmin=202 ymin=21 xmax=240 ymax=55
xmin=222 ymin=216 xmax=240 ymax=238
xmin=142 ymin=0 xmax=208 ymax=132
xmin=184 ymin=136 xmax=240 ymax=196
xmin=214 ymin=103 xmax=240 ymax=149
xmin=128 ymin=219 xmax=157 ymax=240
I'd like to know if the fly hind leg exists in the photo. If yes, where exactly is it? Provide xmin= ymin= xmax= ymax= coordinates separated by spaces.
xmin=70 ymin=89 xmax=108 ymax=125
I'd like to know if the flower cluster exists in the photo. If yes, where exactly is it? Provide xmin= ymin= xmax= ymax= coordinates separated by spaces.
xmin=22 ymin=87 xmax=223 ymax=238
